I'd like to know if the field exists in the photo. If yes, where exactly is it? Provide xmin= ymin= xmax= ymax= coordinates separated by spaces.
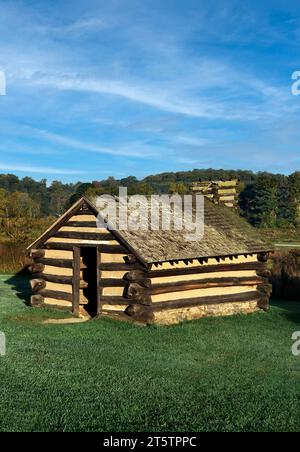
xmin=0 ymin=274 xmax=300 ymax=432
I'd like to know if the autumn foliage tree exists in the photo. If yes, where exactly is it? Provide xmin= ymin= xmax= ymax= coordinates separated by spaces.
xmin=0 ymin=189 xmax=52 ymax=244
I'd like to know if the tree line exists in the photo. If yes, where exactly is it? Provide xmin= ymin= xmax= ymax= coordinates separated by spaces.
xmin=0 ymin=170 xmax=299 ymax=244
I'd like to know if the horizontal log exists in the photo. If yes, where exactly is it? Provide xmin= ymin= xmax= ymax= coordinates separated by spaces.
xmin=126 ymin=283 xmax=147 ymax=299
xmin=30 ymin=278 xmax=46 ymax=293
xmin=125 ymin=305 xmax=154 ymax=323
xmin=29 ymin=263 xmax=45 ymax=274
xmin=30 ymin=249 xmax=45 ymax=259
xmin=43 ymin=242 xmax=77 ymax=251
xmin=66 ymin=221 xmax=98 ymax=227
xmin=99 ymin=263 xmax=146 ymax=271
xmin=124 ymin=283 xmax=151 ymax=305
xmin=99 ymin=296 xmax=129 ymax=306
xmin=257 ymin=253 xmax=269 ymax=262
xmin=39 ymin=290 xmax=73 ymax=302
xmin=100 ymin=244 xmax=129 ymax=254
xmin=257 ymin=283 xmax=272 ymax=296
xmin=150 ymin=277 xmax=265 ymax=295
xmin=44 ymin=243 xmax=102 ymax=254
xmin=149 ymin=262 xmax=265 ymax=278
xmin=257 ymin=269 xmax=271 ymax=278
xmin=216 ymin=188 xmax=237 ymax=195
xmin=124 ymin=254 xmax=137 ymax=264
xmin=125 ymin=304 xmax=147 ymax=316
xmin=31 ymin=294 xmax=44 ymax=306
xmin=151 ymin=290 xmax=261 ymax=311
xmin=135 ymin=296 xmax=152 ymax=306
xmin=257 ymin=296 xmax=269 ymax=311
xmin=34 ymin=273 xmax=73 ymax=284
xmin=124 ymin=270 xmax=151 ymax=287
xmin=53 ymin=231 xmax=115 ymax=241
xmin=216 ymin=181 xmax=238 ymax=188
xmin=99 ymin=279 xmax=127 ymax=287
xmin=125 ymin=269 xmax=148 ymax=281
xmin=36 ymin=258 xmax=73 ymax=268
xmin=44 ymin=242 xmax=106 ymax=252
xmin=73 ymin=210 xmax=94 ymax=216
xmin=141 ymin=279 xmax=151 ymax=289
xmin=99 ymin=295 xmax=151 ymax=306
xmin=33 ymin=274 xmax=88 ymax=290
xmin=134 ymin=278 xmax=151 ymax=289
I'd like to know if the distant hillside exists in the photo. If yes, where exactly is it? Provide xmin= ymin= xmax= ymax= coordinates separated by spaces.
xmin=0 ymin=170 xmax=299 ymax=231
xmin=142 ymin=168 xmax=258 ymax=192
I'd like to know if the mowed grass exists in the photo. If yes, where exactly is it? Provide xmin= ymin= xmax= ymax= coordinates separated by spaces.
xmin=0 ymin=275 xmax=300 ymax=432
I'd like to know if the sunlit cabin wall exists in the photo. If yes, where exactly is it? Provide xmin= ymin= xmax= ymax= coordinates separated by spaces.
xmin=121 ymin=253 xmax=271 ymax=325
xmin=29 ymin=209 xmax=146 ymax=317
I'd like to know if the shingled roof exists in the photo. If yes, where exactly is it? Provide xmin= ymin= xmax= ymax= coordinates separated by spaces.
xmin=28 ymin=196 xmax=272 ymax=265
xmin=107 ymin=197 xmax=272 ymax=263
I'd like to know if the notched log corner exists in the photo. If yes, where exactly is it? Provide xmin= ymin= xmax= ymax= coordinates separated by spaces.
xmin=30 ymin=294 xmax=44 ymax=307
xmin=30 ymin=278 xmax=46 ymax=293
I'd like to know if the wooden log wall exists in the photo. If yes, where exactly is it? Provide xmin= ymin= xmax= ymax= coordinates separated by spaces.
xmin=29 ymin=206 xmax=131 ymax=315
xmin=120 ymin=253 xmax=271 ymax=324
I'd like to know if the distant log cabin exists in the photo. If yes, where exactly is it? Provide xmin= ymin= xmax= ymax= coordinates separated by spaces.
xmin=191 ymin=179 xmax=239 ymax=208
xmin=27 ymin=196 xmax=273 ymax=325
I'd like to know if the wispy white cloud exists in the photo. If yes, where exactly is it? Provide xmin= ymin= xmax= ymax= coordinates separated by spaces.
xmin=30 ymin=74 xmax=227 ymax=119
xmin=24 ymin=126 xmax=162 ymax=159
xmin=18 ymin=126 xmax=172 ymax=160
xmin=175 ymin=157 xmax=210 ymax=165
xmin=0 ymin=162 xmax=85 ymax=175
xmin=173 ymin=135 xmax=209 ymax=147
xmin=34 ymin=17 xmax=107 ymax=36
xmin=24 ymin=66 xmax=297 ymax=123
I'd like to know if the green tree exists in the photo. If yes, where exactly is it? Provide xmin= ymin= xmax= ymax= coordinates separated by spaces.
xmin=241 ymin=173 xmax=278 ymax=227
xmin=169 ymin=182 xmax=188 ymax=195
xmin=289 ymin=172 xmax=300 ymax=226
xmin=277 ymin=176 xmax=295 ymax=226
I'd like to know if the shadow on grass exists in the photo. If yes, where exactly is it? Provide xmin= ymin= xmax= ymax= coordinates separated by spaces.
xmin=4 ymin=270 xmax=31 ymax=306
xmin=271 ymin=299 xmax=300 ymax=325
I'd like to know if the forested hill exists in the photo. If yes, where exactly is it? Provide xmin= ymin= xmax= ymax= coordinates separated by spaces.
xmin=143 ymin=168 xmax=257 ymax=192
xmin=0 ymin=169 xmax=255 ymax=216
xmin=0 ymin=169 xmax=300 ymax=230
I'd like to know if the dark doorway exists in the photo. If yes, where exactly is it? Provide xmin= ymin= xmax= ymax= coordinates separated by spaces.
xmin=81 ymin=247 xmax=98 ymax=317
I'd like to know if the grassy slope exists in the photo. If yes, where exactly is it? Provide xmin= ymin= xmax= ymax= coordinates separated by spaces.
xmin=0 ymin=274 xmax=300 ymax=432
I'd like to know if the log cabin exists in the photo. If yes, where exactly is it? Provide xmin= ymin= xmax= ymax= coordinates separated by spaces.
xmin=191 ymin=179 xmax=239 ymax=208
xmin=27 ymin=196 xmax=273 ymax=325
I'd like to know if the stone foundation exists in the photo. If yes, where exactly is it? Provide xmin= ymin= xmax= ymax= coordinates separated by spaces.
xmin=153 ymin=300 xmax=259 ymax=325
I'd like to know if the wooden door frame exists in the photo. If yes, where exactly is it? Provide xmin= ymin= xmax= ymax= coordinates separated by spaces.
xmin=96 ymin=247 xmax=101 ymax=316
xmin=72 ymin=246 xmax=80 ymax=316
xmin=72 ymin=245 xmax=101 ymax=317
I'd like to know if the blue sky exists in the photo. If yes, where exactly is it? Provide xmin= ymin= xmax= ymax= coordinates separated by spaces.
xmin=0 ymin=0 xmax=300 ymax=182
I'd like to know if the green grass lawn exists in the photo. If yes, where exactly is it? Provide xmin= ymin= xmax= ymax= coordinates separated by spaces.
xmin=0 ymin=274 xmax=300 ymax=432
